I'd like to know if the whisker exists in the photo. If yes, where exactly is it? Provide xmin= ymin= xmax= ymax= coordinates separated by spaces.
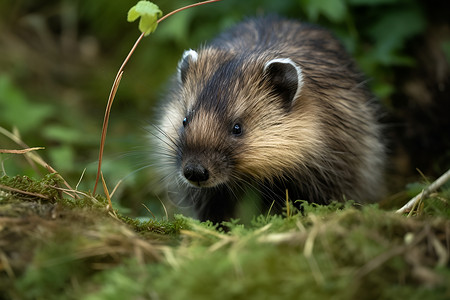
xmin=149 ymin=125 xmax=180 ymax=154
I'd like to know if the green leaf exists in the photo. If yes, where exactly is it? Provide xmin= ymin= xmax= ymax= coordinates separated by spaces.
xmin=48 ymin=145 xmax=75 ymax=172
xmin=0 ymin=75 xmax=54 ymax=134
xmin=368 ymin=8 xmax=426 ymax=65
xmin=42 ymin=125 xmax=90 ymax=144
xmin=127 ymin=1 xmax=163 ymax=36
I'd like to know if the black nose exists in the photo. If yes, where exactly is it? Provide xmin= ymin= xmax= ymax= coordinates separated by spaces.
xmin=183 ymin=163 xmax=209 ymax=183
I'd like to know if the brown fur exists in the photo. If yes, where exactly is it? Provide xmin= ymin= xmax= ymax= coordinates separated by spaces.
xmin=152 ymin=16 xmax=385 ymax=222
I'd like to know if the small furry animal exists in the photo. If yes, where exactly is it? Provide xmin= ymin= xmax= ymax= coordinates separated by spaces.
xmin=152 ymin=16 xmax=385 ymax=223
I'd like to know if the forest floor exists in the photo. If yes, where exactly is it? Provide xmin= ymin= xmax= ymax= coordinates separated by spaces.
xmin=0 ymin=174 xmax=449 ymax=300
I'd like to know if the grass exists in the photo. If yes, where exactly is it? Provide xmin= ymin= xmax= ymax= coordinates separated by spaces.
xmin=0 ymin=174 xmax=449 ymax=300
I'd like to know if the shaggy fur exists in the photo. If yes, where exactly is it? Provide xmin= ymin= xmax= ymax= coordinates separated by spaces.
xmin=152 ymin=16 xmax=385 ymax=223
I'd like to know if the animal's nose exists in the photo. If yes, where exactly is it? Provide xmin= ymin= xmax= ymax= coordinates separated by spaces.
xmin=183 ymin=163 xmax=209 ymax=184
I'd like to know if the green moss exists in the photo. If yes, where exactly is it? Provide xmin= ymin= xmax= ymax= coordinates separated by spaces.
xmin=120 ymin=214 xmax=189 ymax=236
xmin=75 ymin=204 xmax=450 ymax=300
xmin=60 ymin=193 xmax=110 ymax=209
xmin=1 ymin=175 xmax=449 ymax=299
xmin=0 ymin=174 xmax=62 ymax=201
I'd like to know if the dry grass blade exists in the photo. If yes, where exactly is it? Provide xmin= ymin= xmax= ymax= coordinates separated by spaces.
xmin=286 ymin=188 xmax=290 ymax=218
xmin=302 ymin=214 xmax=325 ymax=285
xmin=75 ymin=168 xmax=87 ymax=191
xmin=109 ymin=179 xmax=123 ymax=198
xmin=100 ymin=172 xmax=116 ymax=216
xmin=156 ymin=194 xmax=169 ymax=220
xmin=0 ymin=147 xmax=45 ymax=154
xmin=0 ymin=183 xmax=49 ymax=199
xmin=142 ymin=203 xmax=157 ymax=219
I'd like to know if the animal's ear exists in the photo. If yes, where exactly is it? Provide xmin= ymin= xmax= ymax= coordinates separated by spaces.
xmin=263 ymin=58 xmax=303 ymax=106
xmin=178 ymin=49 xmax=198 ymax=84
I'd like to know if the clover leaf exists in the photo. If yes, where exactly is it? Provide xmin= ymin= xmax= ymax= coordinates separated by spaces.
xmin=127 ymin=1 xmax=163 ymax=36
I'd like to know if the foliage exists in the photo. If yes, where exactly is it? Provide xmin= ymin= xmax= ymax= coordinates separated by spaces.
xmin=0 ymin=76 xmax=54 ymax=135
xmin=127 ymin=1 xmax=163 ymax=36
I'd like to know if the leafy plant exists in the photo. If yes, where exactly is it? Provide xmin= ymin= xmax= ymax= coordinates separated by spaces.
xmin=127 ymin=1 xmax=163 ymax=36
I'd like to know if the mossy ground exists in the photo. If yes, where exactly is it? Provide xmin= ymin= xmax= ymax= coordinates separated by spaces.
xmin=1 ymin=175 xmax=449 ymax=300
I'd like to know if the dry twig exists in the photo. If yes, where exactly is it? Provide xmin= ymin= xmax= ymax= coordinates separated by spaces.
xmin=396 ymin=169 xmax=450 ymax=214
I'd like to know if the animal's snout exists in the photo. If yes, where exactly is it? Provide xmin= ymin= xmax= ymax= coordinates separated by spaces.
xmin=183 ymin=163 xmax=209 ymax=185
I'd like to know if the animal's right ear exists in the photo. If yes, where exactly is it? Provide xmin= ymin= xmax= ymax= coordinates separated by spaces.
xmin=178 ymin=49 xmax=198 ymax=84
xmin=263 ymin=58 xmax=303 ymax=107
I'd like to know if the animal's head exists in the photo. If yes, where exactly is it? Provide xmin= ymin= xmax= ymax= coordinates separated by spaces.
xmin=155 ymin=48 xmax=322 ymax=189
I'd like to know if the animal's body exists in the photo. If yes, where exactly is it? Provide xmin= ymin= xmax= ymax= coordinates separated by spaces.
xmin=152 ymin=16 xmax=385 ymax=223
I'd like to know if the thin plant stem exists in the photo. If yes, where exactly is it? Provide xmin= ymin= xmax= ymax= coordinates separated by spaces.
xmin=93 ymin=0 xmax=223 ymax=195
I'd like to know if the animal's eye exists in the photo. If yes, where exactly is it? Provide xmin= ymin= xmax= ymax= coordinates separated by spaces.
xmin=232 ymin=123 xmax=242 ymax=136
xmin=183 ymin=117 xmax=187 ymax=127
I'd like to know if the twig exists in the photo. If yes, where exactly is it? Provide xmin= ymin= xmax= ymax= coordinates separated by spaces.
xmin=0 ymin=126 xmax=42 ymax=174
xmin=0 ymin=147 xmax=45 ymax=154
xmin=396 ymin=168 xmax=450 ymax=214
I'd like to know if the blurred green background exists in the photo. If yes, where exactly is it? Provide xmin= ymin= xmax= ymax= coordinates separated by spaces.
xmin=0 ymin=0 xmax=449 ymax=217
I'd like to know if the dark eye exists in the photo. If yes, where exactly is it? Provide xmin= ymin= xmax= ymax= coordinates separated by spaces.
xmin=183 ymin=117 xmax=187 ymax=127
xmin=232 ymin=123 xmax=242 ymax=136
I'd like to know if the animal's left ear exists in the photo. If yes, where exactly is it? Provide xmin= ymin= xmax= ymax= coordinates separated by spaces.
xmin=178 ymin=49 xmax=198 ymax=85
xmin=263 ymin=58 xmax=303 ymax=106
